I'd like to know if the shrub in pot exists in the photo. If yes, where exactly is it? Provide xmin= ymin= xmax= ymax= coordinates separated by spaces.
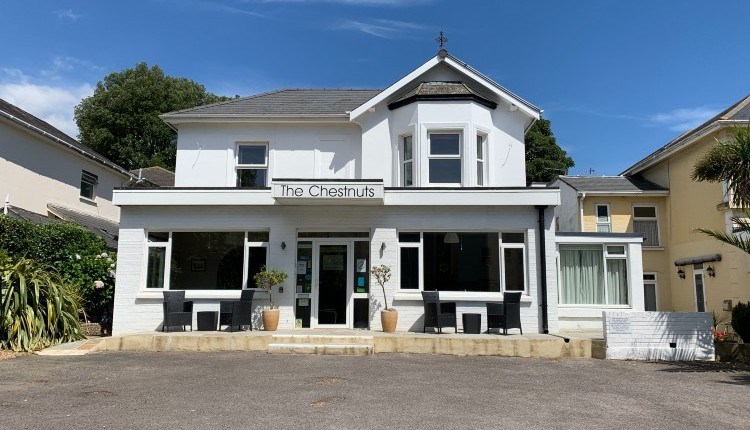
xmin=254 ymin=266 xmax=288 ymax=331
xmin=372 ymin=264 xmax=397 ymax=333
xmin=731 ymin=302 xmax=750 ymax=343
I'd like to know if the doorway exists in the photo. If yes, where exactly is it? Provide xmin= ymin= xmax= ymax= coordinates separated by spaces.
xmin=315 ymin=243 xmax=349 ymax=326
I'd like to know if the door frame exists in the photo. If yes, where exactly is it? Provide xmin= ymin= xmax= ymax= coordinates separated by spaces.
xmin=693 ymin=269 xmax=706 ymax=312
xmin=312 ymin=241 xmax=353 ymax=328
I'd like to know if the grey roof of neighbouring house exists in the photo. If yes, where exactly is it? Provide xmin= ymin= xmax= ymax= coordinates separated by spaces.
xmin=621 ymin=94 xmax=750 ymax=175
xmin=0 ymin=98 xmax=134 ymax=178
xmin=161 ymin=89 xmax=382 ymax=118
xmin=129 ymin=166 xmax=175 ymax=187
xmin=554 ymin=175 xmax=669 ymax=193
xmin=47 ymin=204 xmax=120 ymax=249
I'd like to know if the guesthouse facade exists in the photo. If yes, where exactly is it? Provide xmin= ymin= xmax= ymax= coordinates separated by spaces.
xmin=111 ymin=50 xmax=644 ymax=335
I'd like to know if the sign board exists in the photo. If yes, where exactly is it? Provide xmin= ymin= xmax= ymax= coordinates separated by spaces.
xmin=608 ymin=315 xmax=632 ymax=334
xmin=273 ymin=180 xmax=384 ymax=204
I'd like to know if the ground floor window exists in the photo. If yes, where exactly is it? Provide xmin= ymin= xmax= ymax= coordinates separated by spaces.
xmin=643 ymin=273 xmax=657 ymax=311
xmin=559 ymin=245 xmax=629 ymax=305
xmin=398 ymin=232 xmax=526 ymax=293
xmin=144 ymin=231 xmax=268 ymax=290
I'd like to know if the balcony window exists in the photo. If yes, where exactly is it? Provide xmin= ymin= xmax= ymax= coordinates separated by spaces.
xmin=236 ymin=144 xmax=268 ymax=187
xmin=428 ymin=133 xmax=461 ymax=185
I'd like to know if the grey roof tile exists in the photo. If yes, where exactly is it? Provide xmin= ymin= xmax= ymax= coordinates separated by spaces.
xmin=556 ymin=175 xmax=668 ymax=193
xmin=129 ymin=166 xmax=175 ymax=187
xmin=163 ymin=89 xmax=382 ymax=117
xmin=47 ymin=204 xmax=120 ymax=249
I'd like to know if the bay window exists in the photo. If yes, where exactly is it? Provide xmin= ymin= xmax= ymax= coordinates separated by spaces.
xmin=402 ymin=136 xmax=414 ymax=187
xmin=236 ymin=143 xmax=268 ymax=187
xmin=428 ymin=133 xmax=461 ymax=185
xmin=476 ymin=134 xmax=487 ymax=186
xmin=559 ymin=244 xmax=629 ymax=305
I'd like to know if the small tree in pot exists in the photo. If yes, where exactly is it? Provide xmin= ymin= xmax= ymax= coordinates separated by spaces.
xmin=254 ymin=266 xmax=288 ymax=331
xmin=372 ymin=264 xmax=397 ymax=333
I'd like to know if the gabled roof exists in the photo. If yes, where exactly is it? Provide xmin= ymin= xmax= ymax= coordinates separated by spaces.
xmin=388 ymin=81 xmax=498 ymax=110
xmin=350 ymin=52 xmax=541 ymax=121
xmin=0 ymin=98 xmax=134 ymax=179
xmin=554 ymin=175 xmax=669 ymax=194
xmin=161 ymin=89 xmax=382 ymax=120
xmin=129 ymin=166 xmax=175 ymax=187
xmin=622 ymin=94 xmax=750 ymax=176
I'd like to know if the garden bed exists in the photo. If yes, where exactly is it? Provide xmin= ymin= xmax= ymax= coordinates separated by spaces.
xmin=715 ymin=342 xmax=750 ymax=363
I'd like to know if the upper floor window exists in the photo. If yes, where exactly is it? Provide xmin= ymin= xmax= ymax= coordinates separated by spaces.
xmin=402 ymin=136 xmax=414 ymax=187
xmin=236 ymin=144 xmax=268 ymax=187
xmin=633 ymin=205 xmax=659 ymax=247
xmin=595 ymin=204 xmax=611 ymax=232
xmin=80 ymin=170 xmax=98 ymax=200
xmin=428 ymin=133 xmax=461 ymax=186
xmin=476 ymin=134 xmax=487 ymax=186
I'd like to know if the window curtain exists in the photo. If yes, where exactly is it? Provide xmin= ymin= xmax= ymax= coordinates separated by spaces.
xmin=606 ymin=259 xmax=628 ymax=305
xmin=634 ymin=220 xmax=658 ymax=246
xmin=560 ymin=248 xmax=604 ymax=304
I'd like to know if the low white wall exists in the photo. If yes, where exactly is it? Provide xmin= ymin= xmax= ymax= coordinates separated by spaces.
xmin=604 ymin=311 xmax=714 ymax=361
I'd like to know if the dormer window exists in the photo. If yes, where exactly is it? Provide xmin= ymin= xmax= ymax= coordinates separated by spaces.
xmin=428 ymin=132 xmax=461 ymax=186
xmin=236 ymin=143 xmax=268 ymax=187
xmin=402 ymin=136 xmax=414 ymax=187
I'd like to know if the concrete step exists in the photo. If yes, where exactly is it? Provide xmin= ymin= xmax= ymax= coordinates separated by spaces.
xmin=267 ymin=343 xmax=374 ymax=356
xmin=270 ymin=334 xmax=374 ymax=345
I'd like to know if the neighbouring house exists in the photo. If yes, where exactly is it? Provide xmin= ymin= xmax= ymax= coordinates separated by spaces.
xmin=129 ymin=166 xmax=175 ymax=187
xmin=111 ymin=49 xmax=644 ymax=335
xmin=553 ymin=94 xmax=750 ymax=320
xmin=0 ymin=98 xmax=144 ymax=248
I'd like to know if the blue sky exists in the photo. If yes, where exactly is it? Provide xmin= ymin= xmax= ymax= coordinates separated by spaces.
xmin=2 ymin=0 xmax=749 ymax=175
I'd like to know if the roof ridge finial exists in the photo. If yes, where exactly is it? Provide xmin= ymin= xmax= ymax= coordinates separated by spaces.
xmin=435 ymin=30 xmax=448 ymax=58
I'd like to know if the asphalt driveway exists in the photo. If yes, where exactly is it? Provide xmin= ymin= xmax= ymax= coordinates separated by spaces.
xmin=1 ymin=352 xmax=748 ymax=430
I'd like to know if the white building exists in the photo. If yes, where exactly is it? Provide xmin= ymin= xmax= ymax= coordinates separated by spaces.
xmin=112 ymin=50 xmax=644 ymax=334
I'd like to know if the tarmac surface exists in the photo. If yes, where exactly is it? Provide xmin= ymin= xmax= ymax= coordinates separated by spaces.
xmin=1 ymin=352 xmax=748 ymax=429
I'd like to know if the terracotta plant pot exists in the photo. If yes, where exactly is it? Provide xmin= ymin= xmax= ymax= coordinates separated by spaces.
xmin=381 ymin=309 xmax=398 ymax=333
xmin=262 ymin=309 xmax=280 ymax=331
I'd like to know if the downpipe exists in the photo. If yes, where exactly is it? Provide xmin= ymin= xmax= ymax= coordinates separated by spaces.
xmin=536 ymin=205 xmax=549 ymax=334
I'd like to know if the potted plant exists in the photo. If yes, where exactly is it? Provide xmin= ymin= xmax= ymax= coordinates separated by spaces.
xmin=372 ymin=264 xmax=397 ymax=333
xmin=254 ymin=266 xmax=288 ymax=331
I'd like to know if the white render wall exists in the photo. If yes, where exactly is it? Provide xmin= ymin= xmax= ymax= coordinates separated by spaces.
xmin=112 ymin=204 xmax=556 ymax=335
xmin=604 ymin=311 xmax=714 ymax=361
xmin=552 ymin=180 xmax=580 ymax=232
xmin=0 ymin=118 xmax=125 ymax=220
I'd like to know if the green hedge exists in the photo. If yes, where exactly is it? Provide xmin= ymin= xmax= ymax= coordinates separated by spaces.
xmin=732 ymin=302 xmax=750 ymax=343
xmin=0 ymin=215 xmax=115 ymax=322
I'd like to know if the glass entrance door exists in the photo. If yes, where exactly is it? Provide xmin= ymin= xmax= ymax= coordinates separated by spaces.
xmin=315 ymin=244 xmax=349 ymax=326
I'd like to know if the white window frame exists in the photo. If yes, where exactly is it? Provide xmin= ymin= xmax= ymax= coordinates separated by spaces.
xmin=80 ymin=170 xmax=98 ymax=201
xmin=643 ymin=273 xmax=658 ymax=311
xmin=235 ymin=142 xmax=269 ymax=187
xmin=595 ymin=204 xmax=611 ymax=233
xmin=397 ymin=232 xmax=423 ymax=292
xmin=427 ymin=132 xmax=462 ymax=186
xmin=500 ymin=233 xmax=527 ymax=294
xmin=401 ymin=135 xmax=414 ymax=187
xmin=557 ymin=243 xmax=631 ymax=306
xmin=144 ymin=232 xmax=171 ymax=290
xmin=244 ymin=231 xmax=269 ymax=290
xmin=632 ymin=204 xmax=660 ymax=247
xmin=476 ymin=133 xmax=487 ymax=186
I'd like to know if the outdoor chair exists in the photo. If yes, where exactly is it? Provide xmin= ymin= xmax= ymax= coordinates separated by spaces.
xmin=162 ymin=291 xmax=193 ymax=332
xmin=219 ymin=290 xmax=255 ymax=331
xmin=487 ymin=291 xmax=523 ymax=335
xmin=421 ymin=291 xmax=458 ymax=333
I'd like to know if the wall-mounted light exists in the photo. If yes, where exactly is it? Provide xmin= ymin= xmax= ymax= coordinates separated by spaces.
xmin=281 ymin=242 xmax=286 ymax=250
xmin=677 ymin=268 xmax=685 ymax=279
xmin=444 ymin=232 xmax=459 ymax=244
xmin=706 ymin=266 xmax=715 ymax=277
xmin=380 ymin=242 xmax=386 ymax=252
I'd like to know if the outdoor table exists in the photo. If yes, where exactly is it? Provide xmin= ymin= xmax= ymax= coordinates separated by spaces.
xmin=462 ymin=313 xmax=481 ymax=334
xmin=197 ymin=311 xmax=218 ymax=331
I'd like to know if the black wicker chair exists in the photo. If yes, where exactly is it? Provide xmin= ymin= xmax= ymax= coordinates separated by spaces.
xmin=421 ymin=291 xmax=458 ymax=333
xmin=220 ymin=290 xmax=255 ymax=331
xmin=486 ymin=291 xmax=523 ymax=335
xmin=162 ymin=291 xmax=193 ymax=332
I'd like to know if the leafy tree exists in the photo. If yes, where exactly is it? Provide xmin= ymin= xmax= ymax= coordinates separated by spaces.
xmin=74 ymin=63 xmax=230 ymax=170
xmin=691 ymin=127 xmax=750 ymax=255
xmin=525 ymin=118 xmax=575 ymax=183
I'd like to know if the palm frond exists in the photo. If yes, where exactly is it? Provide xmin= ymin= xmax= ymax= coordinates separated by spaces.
xmin=691 ymin=127 xmax=750 ymax=208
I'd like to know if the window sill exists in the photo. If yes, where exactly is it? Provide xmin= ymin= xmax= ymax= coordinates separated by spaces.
xmin=393 ymin=291 xmax=532 ymax=303
xmin=642 ymin=247 xmax=664 ymax=251
xmin=79 ymin=196 xmax=97 ymax=205
xmin=136 ymin=290 xmax=268 ymax=300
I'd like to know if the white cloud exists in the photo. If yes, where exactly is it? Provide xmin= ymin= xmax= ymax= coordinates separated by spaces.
xmin=0 ymin=69 xmax=94 ymax=137
xmin=649 ymin=106 xmax=719 ymax=132
xmin=55 ymin=9 xmax=81 ymax=20
xmin=335 ymin=19 xmax=426 ymax=38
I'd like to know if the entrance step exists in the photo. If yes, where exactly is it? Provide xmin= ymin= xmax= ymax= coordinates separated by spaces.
xmin=268 ymin=343 xmax=373 ymax=356
xmin=270 ymin=334 xmax=374 ymax=345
